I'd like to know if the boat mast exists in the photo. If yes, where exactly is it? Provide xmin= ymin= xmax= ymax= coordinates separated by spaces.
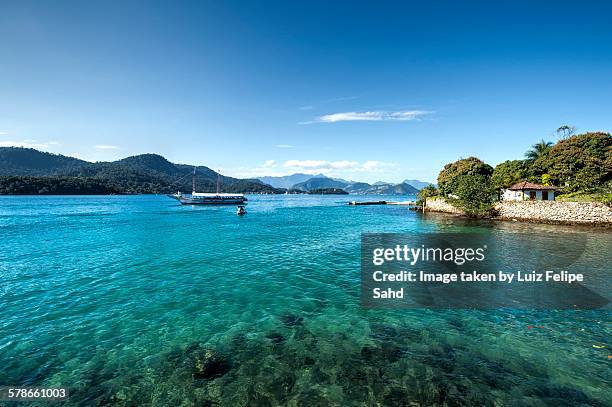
xmin=216 ymin=172 xmax=220 ymax=194
xmin=192 ymin=167 xmax=196 ymax=194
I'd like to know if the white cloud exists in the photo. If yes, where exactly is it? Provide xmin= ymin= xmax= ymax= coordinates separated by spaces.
xmin=0 ymin=140 xmax=59 ymax=149
xmin=275 ymin=144 xmax=295 ymax=148
xmin=225 ymin=158 xmax=399 ymax=183
xmin=302 ymin=110 xmax=432 ymax=124
xmin=0 ymin=131 xmax=9 ymax=135
xmin=283 ymin=159 xmax=394 ymax=173
xmin=95 ymin=144 xmax=119 ymax=150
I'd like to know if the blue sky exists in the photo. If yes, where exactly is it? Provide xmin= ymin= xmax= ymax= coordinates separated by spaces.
xmin=1 ymin=1 xmax=611 ymax=183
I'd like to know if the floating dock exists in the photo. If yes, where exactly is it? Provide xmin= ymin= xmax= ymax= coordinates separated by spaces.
xmin=349 ymin=200 xmax=386 ymax=205
xmin=349 ymin=200 xmax=417 ymax=206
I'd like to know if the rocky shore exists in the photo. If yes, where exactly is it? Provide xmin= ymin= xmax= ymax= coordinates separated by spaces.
xmin=425 ymin=198 xmax=612 ymax=226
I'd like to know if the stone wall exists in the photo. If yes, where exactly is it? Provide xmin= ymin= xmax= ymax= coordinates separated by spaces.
xmin=425 ymin=198 xmax=612 ymax=225
xmin=424 ymin=198 xmax=464 ymax=215
xmin=494 ymin=201 xmax=612 ymax=225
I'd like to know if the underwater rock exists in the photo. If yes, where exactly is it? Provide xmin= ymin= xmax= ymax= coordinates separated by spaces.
xmin=361 ymin=342 xmax=402 ymax=363
xmin=294 ymin=389 xmax=327 ymax=406
xmin=383 ymin=387 xmax=414 ymax=407
xmin=303 ymin=356 xmax=315 ymax=366
xmin=370 ymin=323 xmax=399 ymax=341
xmin=265 ymin=332 xmax=285 ymax=345
xmin=279 ymin=313 xmax=304 ymax=327
xmin=423 ymin=345 xmax=456 ymax=374
xmin=531 ymin=386 xmax=600 ymax=406
xmin=361 ymin=346 xmax=376 ymax=361
xmin=184 ymin=344 xmax=231 ymax=380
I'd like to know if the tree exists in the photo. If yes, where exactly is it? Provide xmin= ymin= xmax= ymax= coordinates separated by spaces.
xmin=556 ymin=125 xmax=576 ymax=140
xmin=437 ymin=157 xmax=493 ymax=196
xmin=533 ymin=132 xmax=611 ymax=192
xmin=525 ymin=139 xmax=553 ymax=162
xmin=451 ymin=174 xmax=496 ymax=217
xmin=416 ymin=184 xmax=437 ymax=206
xmin=491 ymin=160 xmax=531 ymax=190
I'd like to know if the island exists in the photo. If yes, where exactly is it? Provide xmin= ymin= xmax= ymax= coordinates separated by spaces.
xmin=307 ymin=188 xmax=349 ymax=195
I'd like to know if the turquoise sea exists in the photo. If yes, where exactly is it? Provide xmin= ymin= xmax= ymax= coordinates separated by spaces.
xmin=0 ymin=195 xmax=610 ymax=406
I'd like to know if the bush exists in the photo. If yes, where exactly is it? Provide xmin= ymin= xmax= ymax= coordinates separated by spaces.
xmin=532 ymin=132 xmax=611 ymax=192
xmin=437 ymin=157 xmax=493 ymax=196
xmin=450 ymin=174 xmax=496 ymax=217
xmin=491 ymin=160 xmax=531 ymax=190
xmin=416 ymin=184 xmax=437 ymax=206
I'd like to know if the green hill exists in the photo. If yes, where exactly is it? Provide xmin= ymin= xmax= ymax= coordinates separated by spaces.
xmin=0 ymin=148 xmax=282 ymax=195
xmin=344 ymin=181 xmax=419 ymax=195
xmin=291 ymin=177 xmax=349 ymax=191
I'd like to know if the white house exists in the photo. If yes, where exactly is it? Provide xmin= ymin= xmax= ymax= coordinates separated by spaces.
xmin=502 ymin=181 xmax=557 ymax=201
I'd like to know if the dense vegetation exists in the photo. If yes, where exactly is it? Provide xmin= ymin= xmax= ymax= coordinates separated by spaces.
xmin=0 ymin=176 xmax=119 ymax=195
xmin=430 ymin=131 xmax=611 ymax=215
xmin=416 ymin=184 xmax=438 ymax=206
xmin=437 ymin=157 xmax=493 ymax=197
xmin=532 ymin=132 xmax=611 ymax=192
xmin=451 ymin=174 xmax=496 ymax=216
xmin=0 ymin=148 xmax=283 ymax=195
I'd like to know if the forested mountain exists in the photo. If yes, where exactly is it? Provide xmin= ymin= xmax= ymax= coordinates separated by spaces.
xmin=0 ymin=148 xmax=282 ymax=194
xmin=257 ymin=173 xmax=325 ymax=189
xmin=345 ymin=182 xmax=419 ymax=195
xmin=0 ymin=147 xmax=89 ymax=176
xmin=289 ymin=175 xmax=420 ymax=195
xmin=402 ymin=179 xmax=434 ymax=190
xmin=291 ymin=177 xmax=349 ymax=191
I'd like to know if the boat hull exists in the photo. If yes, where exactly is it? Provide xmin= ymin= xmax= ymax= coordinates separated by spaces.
xmin=178 ymin=196 xmax=247 ymax=205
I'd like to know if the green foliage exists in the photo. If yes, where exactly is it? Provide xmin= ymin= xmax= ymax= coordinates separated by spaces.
xmin=525 ymin=139 xmax=553 ymax=162
xmin=416 ymin=184 xmax=437 ymax=205
xmin=450 ymin=174 xmax=496 ymax=217
xmin=437 ymin=157 xmax=493 ymax=196
xmin=556 ymin=180 xmax=612 ymax=205
xmin=532 ymin=132 xmax=611 ymax=193
xmin=491 ymin=160 xmax=531 ymax=189
xmin=0 ymin=148 xmax=284 ymax=195
xmin=0 ymin=176 xmax=119 ymax=195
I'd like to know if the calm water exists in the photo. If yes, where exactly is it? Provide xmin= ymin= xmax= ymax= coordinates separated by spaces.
xmin=0 ymin=195 xmax=610 ymax=406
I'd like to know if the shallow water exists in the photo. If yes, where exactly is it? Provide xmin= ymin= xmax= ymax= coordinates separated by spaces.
xmin=0 ymin=195 xmax=610 ymax=406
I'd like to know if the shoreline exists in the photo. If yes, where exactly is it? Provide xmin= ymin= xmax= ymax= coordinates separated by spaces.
xmin=424 ymin=198 xmax=612 ymax=227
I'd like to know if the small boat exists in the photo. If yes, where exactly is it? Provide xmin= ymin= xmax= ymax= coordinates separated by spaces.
xmin=171 ymin=168 xmax=248 ymax=205
xmin=236 ymin=205 xmax=247 ymax=215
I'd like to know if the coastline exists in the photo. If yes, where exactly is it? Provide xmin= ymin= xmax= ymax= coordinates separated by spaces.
xmin=425 ymin=197 xmax=612 ymax=227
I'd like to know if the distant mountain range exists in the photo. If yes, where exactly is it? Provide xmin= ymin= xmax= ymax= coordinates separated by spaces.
xmin=344 ymin=182 xmax=419 ymax=195
xmin=403 ymin=179 xmax=435 ymax=190
xmin=280 ymin=175 xmax=419 ymax=195
xmin=0 ymin=147 xmax=432 ymax=196
xmin=291 ymin=177 xmax=348 ymax=192
xmin=257 ymin=173 xmax=326 ymax=189
xmin=257 ymin=173 xmax=429 ymax=194
xmin=0 ymin=148 xmax=282 ymax=194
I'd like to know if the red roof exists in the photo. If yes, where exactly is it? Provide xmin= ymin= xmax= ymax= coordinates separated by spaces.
xmin=507 ymin=181 xmax=557 ymax=191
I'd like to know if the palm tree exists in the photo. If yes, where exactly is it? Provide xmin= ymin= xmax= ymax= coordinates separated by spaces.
xmin=525 ymin=139 xmax=553 ymax=162
xmin=556 ymin=125 xmax=576 ymax=139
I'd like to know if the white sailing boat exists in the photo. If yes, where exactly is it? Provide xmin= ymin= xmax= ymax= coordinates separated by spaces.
xmin=169 ymin=168 xmax=248 ymax=205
